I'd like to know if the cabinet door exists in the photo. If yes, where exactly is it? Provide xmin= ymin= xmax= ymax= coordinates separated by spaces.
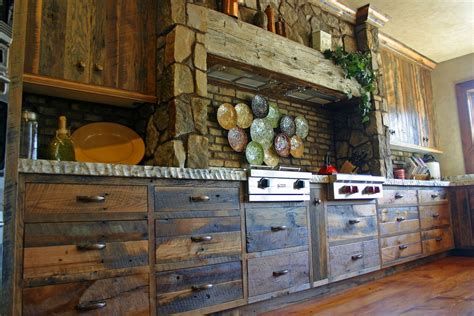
xmin=309 ymin=187 xmax=327 ymax=284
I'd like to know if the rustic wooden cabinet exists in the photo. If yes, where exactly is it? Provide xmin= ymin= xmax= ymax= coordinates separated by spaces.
xmin=380 ymin=48 xmax=440 ymax=152
xmin=23 ymin=0 xmax=156 ymax=106
xmin=449 ymin=186 xmax=474 ymax=250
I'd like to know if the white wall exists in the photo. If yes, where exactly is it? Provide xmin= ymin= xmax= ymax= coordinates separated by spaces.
xmin=431 ymin=53 xmax=474 ymax=177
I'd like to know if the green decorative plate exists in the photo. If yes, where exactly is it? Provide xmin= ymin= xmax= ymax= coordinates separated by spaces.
xmin=290 ymin=135 xmax=304 ymax=158
xmin=217 ymin=103 xmax=237 ymax=130
xmin=251 ymin=94 xmax=269 ymax=118
xmin=228 ymin=127 xmax=248 ymax=153
xmin=295 ymin=115 xmax=309 ymax=139
xmin=264 ymin=147 xmax=280 ymax=167
xmin=274 ymin=133 xmax=291 ymax=157
xmin=235 ymin=103 xmax=253 ymax=129
xmin=266 ymin=102 xmax=281 ymax=129
xmin=250 ymin=118 xmax=274 ymax=149
xmin=246 ymin=141 xmax=264 ymax=165
xmin=280 ymin=115 xmax=296 ymax=137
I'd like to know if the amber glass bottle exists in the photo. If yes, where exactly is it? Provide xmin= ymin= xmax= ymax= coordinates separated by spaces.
xmin=47 ymin=116 xmax=75 ymax=161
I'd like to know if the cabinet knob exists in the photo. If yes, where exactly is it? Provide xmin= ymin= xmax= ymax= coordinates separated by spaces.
xmin=435 ymin=237 xmax=443 ymax=242
xmin=389 ymin=130 xmax=396 ymax=135
xmin=75 ymin=300 xmax=107 ymax=311
xmin=432 ymin=213 xmax=440 ymax=218
xmin=313 ymin=198 xmax=322 ymax=205
xmin=94 ymin=63 xmax=104 ymax=72
xmin=76 ymin=60 xmax=86 ymax=70
xmin=431 ymin=194 xmax=439 ymax=199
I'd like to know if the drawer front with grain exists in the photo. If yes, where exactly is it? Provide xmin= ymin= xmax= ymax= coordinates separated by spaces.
xmin=23 ymin=221 xmax=148 ymax=282
xmin=155 ymin=217 xmax=242 ymax=265
xmin=156 ymin=261 xmax=243 ymax=314
xmin=378 ymin=206 xmax=420 ymax=236
xmin=246 ymin=206 xmax=308 ymax=253
xmin=419 ymin=205 xmax=451 ymax=229
xmin=422 ymin=227 xmax=454 ymax=254
xmin=154 ymin=186 xmax=240 ymax=212
xmin=328 ymin=239 xmax=380 ymax=280
xmin=25 ymin=184 xmax=147 ymax=221
xmin=379 ymin=189 xmax=418 ymax=206
xmin=327 ymin=204 xmax=377 ymax=243
xmin=23 ymin=274 xmax=149 ymax=316
xmin=380 ymin=232 xmax=422 ymax=265
xmin=247 ymin=251 xmax=310 ymax=297
xmin=418 ymin=188 xmax=448 ymax=204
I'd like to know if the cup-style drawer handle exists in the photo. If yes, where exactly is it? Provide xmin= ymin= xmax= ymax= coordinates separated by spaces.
xmin=192 ymin=284 xmax=213 ymax=291
xmin=432 ymin=213 xmax=440 ymax=218
xmin=431 ymin=194 xmax=439 ymax=199
xmin=394 ymin=193 xmax=404 ymax=199
xmin=396 ymin=216 xmax=406 ymax=222
xmin=399 ymin=244 xmax=408 ymax=250
xmin=435 ymin=237 xmax=443 ymax=242
xmin=273 ymin=269 xmax=290 ymax=277
xmin=76 ymin=60 xmax=86 ymax=70
xmin=76 ymin=242 xmax=106 ymax=251
xmin=351 ymin=254 xmax=363 ymax=260
xmin=76 ymin=195 xmax=106 ymax=203
xmin=190 ymin=195 xmax=210 ymax=202
xmin=76 ymin=300 xmax=107 ymax=311
xmin=94 ymin=63 xmax=104 ymax=71
xmin=191 ymin=236 xmax=213 ymax=242
xmin=271 ymin=225 xmax=287 ymax=232
xmin=349 ymin=219 xmax=360 ymax=224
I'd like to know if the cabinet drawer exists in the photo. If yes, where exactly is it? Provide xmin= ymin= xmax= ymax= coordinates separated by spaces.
xmin=418 ymin=188 xmax=448 ymax=204
xmin=155 ymin=217 xmax=241 ymax=265
xmin=154 ymin=186 xmax=239 ymax=212
xmin=23 ymin=274 xmax=149 ymax=316
xmin=23 ymin=221 xmax=148 ymax=281
xmin=156 ymin=262 xmax=243 ymax=314
xmin=327 ymin=204 xmax=377 ymax=243
xmin=378 ymin=206 xmax=420 ymax=236
xmin=419 ymin=205 xmax=451 ymax=229
xmin=247 ymin=251 xmax=309 ymax=297
xmin=246 ymin=206 xmax=308 ymax=253
xmin=380 ymin=232 xmax=422 ymax=265
xmin=25 ymin=184 xmax=147 ymax=221
xmin=422 ymin=227 xmax=454 ymax=254
xmin=379 ymin=189 xmax=417 ymax=205
xmin=328 ymin=239 xmax=380 ymax=280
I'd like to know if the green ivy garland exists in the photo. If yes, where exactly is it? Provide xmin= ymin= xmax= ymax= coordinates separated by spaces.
xmin=323 ymin=47 xmax=376 ymax=123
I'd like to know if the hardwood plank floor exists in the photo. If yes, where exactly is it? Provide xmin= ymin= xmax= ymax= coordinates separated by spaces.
xmin=261 ymin=256 xmax=474 ymax=316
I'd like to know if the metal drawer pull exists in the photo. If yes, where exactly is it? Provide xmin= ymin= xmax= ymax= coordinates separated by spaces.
xmin=76 ymin=242 xmax=106 ymax=251
xmin=351 ymin=254 xmax=363 ymax=260
xmin=394 ymin=193 xmax=404 ymax=199
xmin=432 ymin=213 xmax=440 ymax=218
xmin=431 ymin=194 xmax=439 ymax=199
xmin=349 ymin=219 xmax=360 ymax=224
xmin=76 ymin=195 xmax=106 ymax=203
xmin=191 ymin=236 xmax=213 ymax=242
xmin=190 ymin=195 xmax=210 ymax=202
xmin=271 ymin=225 xmax=287 ymax=232
xmin=94 ymin=63 xmax=104 ymax=71
xmin=75 ymin=300 xmax=107 ymax=311
xmin=192 ymin=284 xmax=213 ymax=291
xmin=435 ymin=237 xmax=443 ymax=242
xmin=273 ymin=269 xmax=290 ymax=277
xmin=314 ymin=199 xmax=322 ymax=205
xmin=399 ymin=244 xmax=408 ymax=250
xmin=396 ymin=217 xmax=406 ymax=222
xmin=76 ymin=60 xmax=86 ymax=70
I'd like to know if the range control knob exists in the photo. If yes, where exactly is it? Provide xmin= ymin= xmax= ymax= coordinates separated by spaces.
xmin=258 ymin=178 xmax=270 ymax=189
xmin=351 ymin=186 xmax=359 ymax=194
xmin=374 ymin=186 xmax=381 ymax=194
xmin=365 ymin=186 xmax=375 ymax=194
xmin=294 ymin=179 xmax=306 ymax=190
xmin=341 ymin=186 xmax=352 ymax=194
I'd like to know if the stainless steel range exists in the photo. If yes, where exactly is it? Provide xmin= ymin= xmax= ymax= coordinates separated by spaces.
xmin=328 ymin=174 xmax=385 ymax=200
xmin=247 ymin=167 xmax=312 ymax=202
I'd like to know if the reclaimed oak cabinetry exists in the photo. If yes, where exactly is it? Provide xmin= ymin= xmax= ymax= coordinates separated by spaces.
xmin=449 ymin=186 xmax=474 ymax=250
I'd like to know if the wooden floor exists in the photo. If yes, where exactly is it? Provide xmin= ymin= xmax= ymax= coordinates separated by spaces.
xmin=262 ymin=256 xmax=474 ymax=316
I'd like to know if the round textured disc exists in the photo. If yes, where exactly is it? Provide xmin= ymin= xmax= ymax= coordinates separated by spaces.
xmin=217 ymin=103 xmax=237 ymax=130
xmin=290 ymin=135 xmax=304 ymax=158
xmin=250 ymin=118 xmax=274 ymax=149
xmin=235 ymin=103 xmax=253 ymax=129
xmin=251 ymin=94 xmax=269 ymax=118
xmin=263 ymin=147 xmax=280 ymax=167
xmin=295 ymin=115 xmax=309 ymax=139
xmin=228 ymin=127 xmax=248 ymax=152
xmin=274 ymin=133 xmax=291 ymax=157
xmin=246 ymin=141 xmax=264 ymax=165
xmin=280 ymin=115 xmax=296 ymax=137
xmin=266 ymin=102 xmax=281 ymax=129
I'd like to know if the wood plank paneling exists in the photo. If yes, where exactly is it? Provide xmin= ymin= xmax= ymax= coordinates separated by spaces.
xmin=378 ymin=206 xmax=419 ymax=236
xmin=380 ymin=232 xmax=422 ymax=265
xmin=419 ymin=204 xmax=451 ymax=230
xmin=449 ymin=189 xmax=473 ymax=248
xmin=327 ymin=204 xmax=377 ymax=243
xmin=422 ymin=227 xmax=454 ymax=254
xmin=155 ymin=216 xmax=240 ymax=238
xmin=309 ymin=187 xmax=327 ymax=283
xmin=379 ymin=189 xmax=418 ymax=206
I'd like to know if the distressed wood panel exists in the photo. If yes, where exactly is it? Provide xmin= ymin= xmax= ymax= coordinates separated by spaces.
xmin=418 ymin=188 xmax=448 ymax=204
xmin=422 ymin=227 xmax=454 ymax=254
xmin=247 ymin=251 xmax=310 ymax=297
xmin=154 ymin=186 xmax=240 ymax=212
xmin=156 ymin=262 xmax=243 ymax=314
xmin=380 ymin=233 xmax=422 ymax=265
xmin=379 ymin=189 xmax=418 ymax=206
xmin=449 ymin=188 xmax=473 ymax=248
xmin=245 ymin=206 xmax=308 ymax=252
xmin=419 ymin=205 xmax=451 ymax=230
xmin=23 ymin=274 xmax=149 ymax=316
xmin=328 ymin=239 xmax=380 ymax=279
xmin=378 ymin=206 xmax=420 ymax=236
xmin=155 ymin=216 xmax=240 ymax=238
xmin=309 ymin=187 xmax=327 ymax=283
xmin=327 ymin=204 xmax=377 ymax=243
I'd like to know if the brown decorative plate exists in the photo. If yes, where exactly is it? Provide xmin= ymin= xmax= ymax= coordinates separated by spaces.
xmin=290 ymin=135 xmax=304 ymax=158
xmin=274 ymin=133 xmax=291 ymax=157
xmin=235 ymin=103 xmax=253 ymax=129
xmin=295 ymin=115 xmax=309 ymax=139
xmin=264 ymin=147 xmax=279 ymax=167
xmin=227 ymin=127 xmax=248 ymax=152
xmin=251 ymin=94 xmax=269 ymax=118
xmin=217 ymin=103 xmax=237 ymax=130
xmin=280 ymin=115 xmax=296 ymax=136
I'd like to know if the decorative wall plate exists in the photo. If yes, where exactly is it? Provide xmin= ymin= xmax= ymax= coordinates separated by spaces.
xmin=274 ymin=133 xmax=291 ymax=157
xmin=246 ymin=141 xmax=264 ymax=165
xmin=263 ymin=147 xmax=280 ymax=167
xmin=266 ymin=102 xmax=281 ymax=129
xmin=251 ymin=94 xmax=269 ymax=118
xmin=217 ymin=103 xmax=237 ymax=130
xmin=280 ymin=115 xmax=296 ymax=136
xmin=295 ymin=115 xmax=309 ymax=139
xmin=228 ymin=127 xmax=248 ymax=152
xmin=250 ymin=118 xmax=274 ymax=149
xmin=290 ymin=135 xmax=304 ymax=158
xmin=235 ymin=103 xmax=253 ymax=129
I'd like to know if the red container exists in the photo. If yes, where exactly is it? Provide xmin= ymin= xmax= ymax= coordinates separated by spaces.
xmin=393 ymin=168 xmax=405 ymax=179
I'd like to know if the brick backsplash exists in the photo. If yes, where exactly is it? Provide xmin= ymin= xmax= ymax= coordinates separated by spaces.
xmin=207 ymin=84 xmax=335 ymax=172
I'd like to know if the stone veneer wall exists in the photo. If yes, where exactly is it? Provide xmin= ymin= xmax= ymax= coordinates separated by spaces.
xmin=207 ymin=83 xmax=335 ymax=171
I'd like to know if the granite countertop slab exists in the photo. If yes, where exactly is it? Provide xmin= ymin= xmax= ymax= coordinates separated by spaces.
xmin=383 ymin=178 xmax=451 ymax=187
